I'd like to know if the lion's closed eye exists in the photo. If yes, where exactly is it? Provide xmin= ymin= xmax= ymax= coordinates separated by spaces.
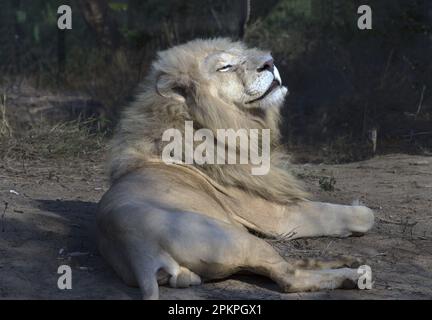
xmin=217 ymin=64 xmax=233 ymax=72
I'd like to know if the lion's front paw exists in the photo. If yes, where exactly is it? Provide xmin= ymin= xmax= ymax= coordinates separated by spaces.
xmin=347 ymin=206 xmax=374 ymax=236
xmin=280 ymin=268 xmax=361 ymax=293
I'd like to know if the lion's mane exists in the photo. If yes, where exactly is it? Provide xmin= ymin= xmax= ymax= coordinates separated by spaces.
xmin=109 ymin=38 xmax=308 ymax=204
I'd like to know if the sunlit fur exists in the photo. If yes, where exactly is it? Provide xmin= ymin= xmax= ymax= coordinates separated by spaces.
xmin=98 ymin=39 xmax=374 ymax=299
xmin=109 ymin=38 xmax=308 ymax=204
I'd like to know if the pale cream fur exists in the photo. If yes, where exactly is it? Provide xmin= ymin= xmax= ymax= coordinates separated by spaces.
xmin=97 ymin=38 xmax=374 ymax=299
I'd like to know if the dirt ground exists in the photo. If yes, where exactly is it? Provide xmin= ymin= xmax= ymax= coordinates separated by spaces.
xmin=0 ymin=152 xmax=431 ymax=300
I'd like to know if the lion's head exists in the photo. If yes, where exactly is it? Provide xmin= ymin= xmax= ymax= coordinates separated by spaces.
xmin=154 ymin=38 xmax=288 ymax=111
xmin=110 ymin=38 xmax=307 ymax=204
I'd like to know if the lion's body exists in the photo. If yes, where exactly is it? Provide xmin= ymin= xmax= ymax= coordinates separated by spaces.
xmin=97 ymin=39 xmax=374 ymax=299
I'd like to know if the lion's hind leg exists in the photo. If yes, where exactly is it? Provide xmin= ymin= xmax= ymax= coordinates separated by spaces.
xmin=100 ymin=204 xmax=362 ymax=299
xmin=287 ymin=256 xmax=363 ymax=270
xmin=280 ymin=268 xmax=359 ymax=292
xmin=131 ymin=215 xmax=362 ymax=297
xmin=239 ymin=237 xmax=362 ymax=293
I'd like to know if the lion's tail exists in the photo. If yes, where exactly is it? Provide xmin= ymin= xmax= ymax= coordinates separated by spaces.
xmin=130 ymin=249 xmax=201 ymax=300
xmin=129 ymin=251 xmax=172 ymax=300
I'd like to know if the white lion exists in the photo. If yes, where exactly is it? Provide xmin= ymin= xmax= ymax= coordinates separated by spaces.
xmin=97 ymin=38 xmax=374 ymax=299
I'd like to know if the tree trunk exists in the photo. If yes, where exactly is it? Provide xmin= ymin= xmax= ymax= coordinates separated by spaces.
xmin=238 ymin=0 xmax=251 ymax=40
xmin=57 ymin=27 xmax=66 ymax=84
xmin=127 ymin=0 xmax=140 ymax=30
xmin=76 ymin=0 xmax=122 ymax=49
xmin=12 ymin=0 xmax=22 ymax=74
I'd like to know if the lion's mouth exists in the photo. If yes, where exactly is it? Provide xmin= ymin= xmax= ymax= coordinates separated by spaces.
xmin=246 ymin=79 xmax=281 ymax=104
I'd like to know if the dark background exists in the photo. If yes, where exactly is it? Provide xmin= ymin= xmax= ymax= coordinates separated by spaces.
xmin=0 ymin=0 xmax=431 ymax=162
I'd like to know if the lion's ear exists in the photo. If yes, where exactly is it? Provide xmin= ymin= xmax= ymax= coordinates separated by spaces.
xmin=155 ymin=74 xmax=186 ymax=103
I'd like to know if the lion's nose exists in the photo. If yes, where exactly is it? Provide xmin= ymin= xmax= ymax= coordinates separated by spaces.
xmin=257 ymin=59 xmax=274 ymax=73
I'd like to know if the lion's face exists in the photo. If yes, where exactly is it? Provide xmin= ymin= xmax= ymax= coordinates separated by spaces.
xmin=154 ymin=39 xmax=288 ymax=111
xmin=202 ymin=46 xmax=288 ymax=109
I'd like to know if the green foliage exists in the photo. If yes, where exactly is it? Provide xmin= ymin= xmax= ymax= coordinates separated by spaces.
xmin=108 ymin=2 xmax=128 ymax=12
xmin=0 ymin=0 xmax=430 ymax=158
xmin=246 ymin=0 xmax=432 ymax=157
xmin=43 ymin=2 xmax=58 ymax=25
xmin=16 ymin=10 xmax=27 ymax=23
xmin=33 ymin=24 xmax=40 ymax=43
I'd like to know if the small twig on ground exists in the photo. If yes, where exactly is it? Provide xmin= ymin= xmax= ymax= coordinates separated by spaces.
xmin=320 ymin=240 xmax=334 ymax=256
xmin=371 ymin=252 xmax=387 ymax=257
xmin=378 ymin=217 xmax=417 ymax=227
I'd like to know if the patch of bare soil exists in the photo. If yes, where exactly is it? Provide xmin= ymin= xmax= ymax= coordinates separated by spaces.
xmin=0 ymin=153 xmax=431 ymax=299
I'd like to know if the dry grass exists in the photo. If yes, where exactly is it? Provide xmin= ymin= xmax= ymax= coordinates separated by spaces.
xmin=0 ymin=118 xmax=107 ymax=162
xmin=59 ymin=48 xmax=149 ymax=120
xmin=0 ymin=93 xmax=13 ymax=138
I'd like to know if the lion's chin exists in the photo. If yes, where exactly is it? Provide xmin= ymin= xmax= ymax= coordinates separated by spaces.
xmin=259 ymin=86 xmax=288 ymax=109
